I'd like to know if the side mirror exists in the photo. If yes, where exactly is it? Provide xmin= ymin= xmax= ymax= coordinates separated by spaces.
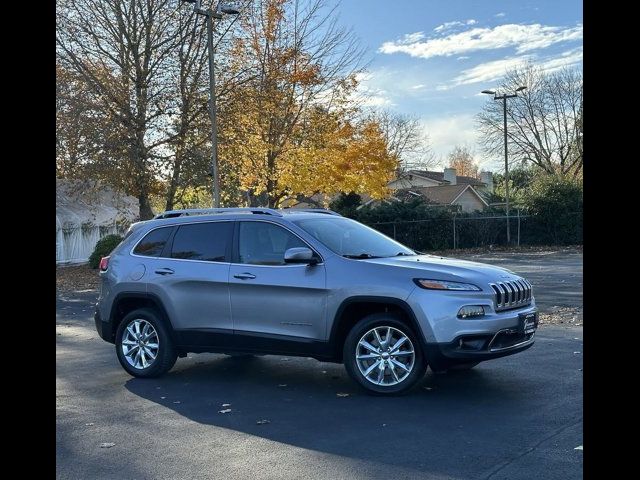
xmin=284 ymin=247 xmax=317 ymax=265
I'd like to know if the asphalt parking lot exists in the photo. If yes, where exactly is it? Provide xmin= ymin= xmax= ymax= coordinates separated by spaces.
xmin=56 ymin=249 xmax=583 ymax=480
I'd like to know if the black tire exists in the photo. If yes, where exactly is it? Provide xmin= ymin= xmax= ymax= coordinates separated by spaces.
xmin=343 ymin=313 xmax=427 ymax=395
xmin=115 ymin=308 xmax=177 ymax=378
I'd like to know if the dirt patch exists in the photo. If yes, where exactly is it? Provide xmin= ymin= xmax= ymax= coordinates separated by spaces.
xmin=539 ymin=306 xmax=583 ymax=327
xmin=57 ymin=264 xmax=100 ymax=294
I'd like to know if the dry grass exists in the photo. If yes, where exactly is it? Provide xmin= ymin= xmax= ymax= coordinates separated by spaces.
xmin=56 ymin=264 xmax=100 ymax=294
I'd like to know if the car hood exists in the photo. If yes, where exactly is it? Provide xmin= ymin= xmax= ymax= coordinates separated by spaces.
xmin=362 ymin=254 xmax=522 ymax=285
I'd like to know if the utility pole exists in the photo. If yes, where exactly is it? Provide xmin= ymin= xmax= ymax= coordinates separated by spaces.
xmin=481 ymin=86 xmax=527 ymax=244
xmin=180 ymin=0 xmax=239 ymax=207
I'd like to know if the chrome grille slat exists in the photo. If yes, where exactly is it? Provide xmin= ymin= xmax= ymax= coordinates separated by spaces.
xmin=498 ymin=283 xmax=509 ymax=308
xmin=490 ymin=278 xmax=533 ymax=312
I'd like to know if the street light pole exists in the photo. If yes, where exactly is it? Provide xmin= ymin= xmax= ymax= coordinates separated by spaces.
xmin=481 ymin=86 xmax=527 ymax=244
xmin=205 ymin=11 xmax=220 ymax=208
xmin=181 ymin=0 xmax=239 ymax=207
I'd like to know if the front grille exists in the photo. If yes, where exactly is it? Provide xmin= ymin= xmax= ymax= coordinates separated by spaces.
xmin=490 ymin=279 xmax=533 ymax=311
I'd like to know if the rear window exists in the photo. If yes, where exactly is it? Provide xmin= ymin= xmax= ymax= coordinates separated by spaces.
xmin=170 ymin=222 xmax=232 ymax=262
xmin=133 ymin=227 xmax=173 ymax=257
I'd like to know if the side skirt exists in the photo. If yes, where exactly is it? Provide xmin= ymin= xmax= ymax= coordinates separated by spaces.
xmin=174 ymin=329 xmax=338 ymax=362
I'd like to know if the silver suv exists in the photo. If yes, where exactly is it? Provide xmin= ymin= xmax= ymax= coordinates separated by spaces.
xmin=95 ymin=208 xmax=538 ymax=395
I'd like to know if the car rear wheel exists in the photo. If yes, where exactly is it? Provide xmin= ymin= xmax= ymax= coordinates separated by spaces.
xmin=343 ymin=313 xmax=426 ymax=395
xmin=115 ymin=308 xmax=177 ymax=378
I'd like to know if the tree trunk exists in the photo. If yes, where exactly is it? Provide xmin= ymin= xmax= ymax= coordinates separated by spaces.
xmin=138 ymin=192 xmax=154 ymax=220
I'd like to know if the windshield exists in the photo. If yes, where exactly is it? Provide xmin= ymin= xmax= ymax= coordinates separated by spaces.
xmin=292 ymin=217 xmax=415 ymax=258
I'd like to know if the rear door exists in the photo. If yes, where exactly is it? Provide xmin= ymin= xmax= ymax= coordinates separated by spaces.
xmin=228 ymin=220 xmax=327 ymax=341
xmin=143 ymin=221 xmax=234 ymax=339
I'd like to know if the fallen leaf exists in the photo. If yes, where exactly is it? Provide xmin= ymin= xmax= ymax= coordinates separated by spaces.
xmin=221 ymin=403 xmax=231 ymax=407
xmin=100 ymin=443 xmax=115 ymax=448
xmin=574 ymin=445 xmax=583 ymax=450
xmin=85 ymin=423 xmax=94 ymax=426
xmin=160 ymin=396 xmax=166 ymax=399
xmin=336 ymin=393 xmax=350 ymax=397
xmin=256 ymin=419 xmax=270 ymax=425
xmin=219 ymin=409 xmax=232 ymax=414
xmin=573 ymin=351 xmax=581 ymax=354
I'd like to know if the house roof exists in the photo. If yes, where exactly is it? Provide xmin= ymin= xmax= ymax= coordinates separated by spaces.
xmin=396 ymin=184 xmax=489 ymax=207
xmin=407 ymin=170 xmax=485 ymax=186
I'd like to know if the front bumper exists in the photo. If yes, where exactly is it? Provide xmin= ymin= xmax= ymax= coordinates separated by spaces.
xmin=406 ymin=286 xmax=538 ymax=367
xmin=431 ymin=328 xmax=534 ymax=358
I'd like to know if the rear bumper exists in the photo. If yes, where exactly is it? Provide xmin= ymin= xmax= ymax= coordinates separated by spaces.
xmin=94 ymin=309 xmax=114 ymax=344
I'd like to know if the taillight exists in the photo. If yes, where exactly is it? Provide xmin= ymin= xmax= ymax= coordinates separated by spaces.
xmin=99 ymin=256 xmax=110 ymax=272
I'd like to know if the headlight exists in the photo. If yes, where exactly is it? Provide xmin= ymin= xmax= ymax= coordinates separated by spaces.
xmin=413 ymin=279 xmax=481 ymax=291
xmin=457 ymin=305 xmax=485 ymax=318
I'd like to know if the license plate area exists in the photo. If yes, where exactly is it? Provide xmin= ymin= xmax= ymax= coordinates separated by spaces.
xmin=519 ymin=311 xmax=538 ymax=334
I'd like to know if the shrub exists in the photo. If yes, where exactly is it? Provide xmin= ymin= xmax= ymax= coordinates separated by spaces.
xmin=521 ymin=176 xmax=583 ymax=245
xmin=89 ymin=234 xmax=123 ymax=269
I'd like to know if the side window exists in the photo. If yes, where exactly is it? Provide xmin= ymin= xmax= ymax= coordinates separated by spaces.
xmin=170 ymin=222 xmax=232 ymax=262
xmin=133 ymin=227 xmax=173 ymax=257
xmin=239 ymin=222 xmax=308 ymax=265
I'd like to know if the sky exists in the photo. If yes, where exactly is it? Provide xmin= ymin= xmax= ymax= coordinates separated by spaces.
xmin=337 ymin=0 xmax=583 ymax=172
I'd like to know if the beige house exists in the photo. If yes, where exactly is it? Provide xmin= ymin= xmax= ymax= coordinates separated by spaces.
xmin=281 ymin=167 xmax=493 ymax=213
xmin=367 ymin=167 xmax=493 ymax=213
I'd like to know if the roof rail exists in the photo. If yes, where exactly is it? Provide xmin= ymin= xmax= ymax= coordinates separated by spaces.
xmin=280 ymin=208 xmax=342 ymax=217
xmin=153 ymin=208 xmax=283 ymax=219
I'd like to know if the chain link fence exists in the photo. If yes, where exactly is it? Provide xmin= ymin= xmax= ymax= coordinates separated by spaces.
xmin=367 ymin=212 xmax=582 ymax=251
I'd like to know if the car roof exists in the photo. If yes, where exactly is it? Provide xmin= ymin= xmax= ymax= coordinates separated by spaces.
xmin=137 ymin=208 xmax=343 ymax=228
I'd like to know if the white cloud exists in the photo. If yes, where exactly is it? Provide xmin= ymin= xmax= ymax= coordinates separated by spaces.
xmin=457 ymin=56 xmax=470 ymax=60
xmin=411 ymin=84 xmax=426 ymax=90
xmin=539 ymin=47 xmax=583 ymax=71
xmin=396 ymin=32 xmax=425 ymax=44
xmin=440 ymin=47 xmax=583 ymax=89
xmin=379 ymin=23 xmax=583 ymax=59
xmin=419 ymin=114 xmax=480 ymax=162
xmin=353 ymin=72 xmax=394 ymax=107
xmin=449 ymin=56 xmax=534 ymax=87
xmin=495 ymin=12 xmax=506 ymax=18
xmin=434 ymin=19 xmax=477 ymax=32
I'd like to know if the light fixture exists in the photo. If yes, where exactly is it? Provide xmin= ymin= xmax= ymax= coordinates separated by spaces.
xmin=457 ymin=305 xmax=486 ymax=319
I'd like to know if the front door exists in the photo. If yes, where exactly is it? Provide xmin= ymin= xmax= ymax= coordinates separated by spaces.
xmin=229 ymin=220 xmax=327 ymax=341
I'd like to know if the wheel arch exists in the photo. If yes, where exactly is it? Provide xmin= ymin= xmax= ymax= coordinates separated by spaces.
xmin=109 ymin=292 xmax=176 ymax=344
xmin=329 ymin=296 xmax=426 ymax=362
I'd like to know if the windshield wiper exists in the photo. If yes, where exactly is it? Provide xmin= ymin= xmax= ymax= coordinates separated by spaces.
xmin=343 ymin=253 xmax=380 ymax=259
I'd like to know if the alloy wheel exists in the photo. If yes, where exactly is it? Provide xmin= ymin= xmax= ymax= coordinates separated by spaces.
xmin=355 ymin=326 xmax=415 ymax=386
xmin=121 ymin=319 xmax=160 ymax=370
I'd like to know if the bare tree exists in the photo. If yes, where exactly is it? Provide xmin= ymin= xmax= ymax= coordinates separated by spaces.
xmin=447 ymin=145 xmax=478 ymax=178
xmin=477 ymin=63 xmax=583 ymax=178
xmin=366 ymin=109 xmax=435 ymax=171
xmin=56 ymin=0 xmax=201 ymax=219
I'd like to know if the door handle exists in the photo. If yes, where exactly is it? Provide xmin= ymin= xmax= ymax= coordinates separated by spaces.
xmin=233 ymin=272 xmax=256 ymax=280
xmin=155 ymin=268 xmax=175 ymax=275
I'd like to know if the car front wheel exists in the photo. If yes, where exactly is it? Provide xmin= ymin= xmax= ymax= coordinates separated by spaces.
xmin=343 ymin=313 xmax=426 ymax=395
xmin=115 ymin=308 xmax=177 ymax=378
